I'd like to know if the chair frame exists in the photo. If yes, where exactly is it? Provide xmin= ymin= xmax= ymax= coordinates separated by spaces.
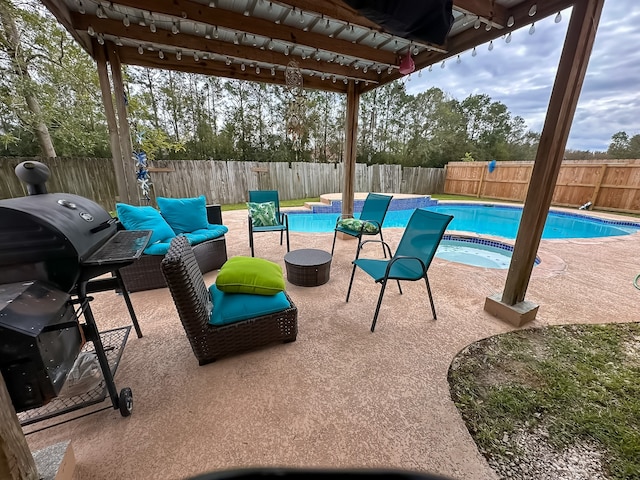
xmin=345 ymin=209 xmax=453 ymax=332
xmin=248 ymin=190 xmax=290 ymax=257
xmin=331 ymin=193 xmax=393 ymax=259
xmin=161 ymin=236 xmax=297 ymax=365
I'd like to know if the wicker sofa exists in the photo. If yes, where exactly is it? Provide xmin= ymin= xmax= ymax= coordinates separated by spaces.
xmin=161 ymin=236 xmax=298 ymax=365
xmin=116 ymin=198 xmax=228 ymax=293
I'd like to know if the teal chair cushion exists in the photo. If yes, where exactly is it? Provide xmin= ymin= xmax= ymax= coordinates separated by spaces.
xmin=247 ymin=201 xmax=278 ymax=227
xmin=208 ymin=284 xmax=291 ymax=326
xmin=216 ymin=256 xmax=285 ymax=295
xmin=157 ymin=195 xmax=208 ymax=234
xmin=115 ymin=203 xmax=176 ymax=249
xmin=337 ymin=217 xmax=380 ymax=234
xmin=185 ymin=225 xmax=229 ymax=244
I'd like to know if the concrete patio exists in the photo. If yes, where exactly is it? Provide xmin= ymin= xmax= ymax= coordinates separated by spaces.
xmin=23 ymin=204 xmax=640 ymax=480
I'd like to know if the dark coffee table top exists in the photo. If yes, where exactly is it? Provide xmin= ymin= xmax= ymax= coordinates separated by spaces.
xmin=284 ymin=248 xmax=332 ymax=267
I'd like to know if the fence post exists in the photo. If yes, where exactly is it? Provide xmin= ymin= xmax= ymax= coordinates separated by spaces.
xmin=476 ymin=163 xmax=486 ymax=198
xmin=589 ymin=164 xmax=607 ymax=208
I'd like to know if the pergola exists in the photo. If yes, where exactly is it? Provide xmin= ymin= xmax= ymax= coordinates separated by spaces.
xmin=1 ymin=1 xmax=608 ymax=477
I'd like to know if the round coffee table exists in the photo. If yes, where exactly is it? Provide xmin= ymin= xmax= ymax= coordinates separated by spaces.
xmin=284 ymin=249 xmax=332 ymax=287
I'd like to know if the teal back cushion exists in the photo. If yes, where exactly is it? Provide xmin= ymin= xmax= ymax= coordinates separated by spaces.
xmin=216 ymin=256 xmax=285 ymax=295
xmin=208 ymin=284 xmax=290 ymax=326
xmin=157 ymin=195 xmax=208 ymax=234
xmin=115 ymin=203 xmax=175 ymax=245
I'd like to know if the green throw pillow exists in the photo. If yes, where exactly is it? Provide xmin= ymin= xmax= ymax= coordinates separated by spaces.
xmin=247 ymin=201 xmax=278 ymax=227
xmin=216 ymin=256 xmax=285 ymax=295
xmin=337 ymin=217 xmax=380 ymax=234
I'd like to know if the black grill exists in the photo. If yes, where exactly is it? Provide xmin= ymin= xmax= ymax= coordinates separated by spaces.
xmin=0 ymin=160 xmax=149 ymax=418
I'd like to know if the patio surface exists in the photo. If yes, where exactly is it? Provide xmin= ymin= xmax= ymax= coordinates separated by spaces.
xmin=23 ymin=203 xmax=640 ymax=480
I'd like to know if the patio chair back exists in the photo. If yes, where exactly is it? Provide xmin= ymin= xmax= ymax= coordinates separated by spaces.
xmin=249 ymin=190 xmax=282 ymax=217
xmin=247 ymin=190 xmax=290 ymax=257
xmin=359 ymin=193 xmax=393 ymax=225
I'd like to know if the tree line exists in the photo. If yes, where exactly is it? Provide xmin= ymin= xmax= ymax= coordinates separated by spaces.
xmin=0 ymin=0 xmax=634 ymax=168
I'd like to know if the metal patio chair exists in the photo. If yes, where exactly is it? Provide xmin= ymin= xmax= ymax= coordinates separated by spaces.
xmin=346 ymin=208 xmax=453 ymax=332
xmin=331 ymin=193 xmax=393 ymax=260
xmin=247 ymin=190 xmax=290 ymax=257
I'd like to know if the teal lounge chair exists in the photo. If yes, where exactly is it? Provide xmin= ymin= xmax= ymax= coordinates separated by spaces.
xmin=248 ymin=190 xmax=290 ymax=257
xmin=346 ymin=209 xmax=453 ymax=332
xmin=331 ymin=193 xmax=393 ymax=259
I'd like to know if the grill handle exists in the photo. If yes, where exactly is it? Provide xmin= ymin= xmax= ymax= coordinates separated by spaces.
xmin=89 ymin=217 xmax=117 ymax=234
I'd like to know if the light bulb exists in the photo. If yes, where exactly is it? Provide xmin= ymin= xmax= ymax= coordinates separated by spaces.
xmin=363 ymin=66 xmax=368 ymax=73
xmin=115 ymin=37 xmax=123 ymax=46
xmin=529 ymin=23 xmax=535 ymax=35
xmin=407 ymin=74 xmax=411 ymax=82
xmin=529 ymin=4 xmax=537 ymax=16
xmin=87 ymin=25 xmax=95 ymax=36
xmin=332 ymin=76 xmax=336 ymax=83
xmin=241 ymin=63 xmax=246 ymax=71
xmin=457 ymin=55 xmax=461 ymax=64
xmin=123 ymin=14 xmax=130 ymax=27
xmin=96 ymin=5 xmax=106 ymax=19
xmin=299 ymin=10 xmax=304 ymax=23
xmin=376 ymin=67 xmax=382 ymax=74
xmin=214 ymin=26 xmax=219 ymax=38
xmin=343 ymin=78 xmax=348 ymax=84
xmin=158 ymin=50 xmax=164 ymax=59
xmin=233 ymin=33 xmax=240 ymax=45
xmin=441 ymin=61 xmax=445 ymax=69
xmin=172 ymin=22 xmax=179 ymax=34
xmin=97 ymin=33 xmax=104 ymax=45
xmin=225 ymin=58 xmax=231 ymax=65
xmin=138 ymin=45 xmax=144 ymax=54
xmin=474 ymin=17 xmax=481 ymax=29
xmin=485 ymin=23 xmax=492 ymax=31
xmin=271 ymin=67 xmax=275 ymax=75
xmin=555 ymin=11 xmax=562 ymax=23
xmin=472 ymin=47 xmax=477 ymax=57
xmin=284 ymin=45 xmax=289 ymax=56
xmin=413 ymin=47 xmax=419 ymax=55
xmin=256 ymin=66 xmax=260 ymax=74
xmin=488 ymin=40 xmax=494 ymax=51
xmin=149 ymin=20 xmax=156 ymax=33
xmin=507 ymin=15 xmax=515 ymax=27
xmin=428 ymin=65 xmax=432 ymax=72
xmin=77 ymin=1 xmax=85 ymax=14
xmin=325 ymin=19 xmax=330 ymax=29
xmin=418 ymin=70 xmax=422 ymax=77
xmin=176 ymin=50 xmax=182 ymax=60
xmin=194 ymin=52 xmax=199 ymax=61
xmin=505 ymin=32 xmax=512 ymax=43
xmin=388 ymin=66 xmax=393 ymax=74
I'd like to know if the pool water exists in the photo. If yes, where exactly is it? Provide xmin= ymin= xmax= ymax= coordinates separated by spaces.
xmin=287 ymin=204 xmax=640 ymax=239
xmin=435 ymin=237 xmax=532 ymax=269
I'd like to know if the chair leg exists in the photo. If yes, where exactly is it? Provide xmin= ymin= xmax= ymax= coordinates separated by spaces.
xmin=345 ymin=263 xmax=358 ymax=302
xmin=331 ymin=230 xmax=338 ymax=256
xmin=396 ymin=280 xmax=402 ymax=294
xmin=370 ymin=280 xmax=388 ymax=333
xmin=424 ymin=275 xmax=437 ymax=320
xmin=285 ymin=227 xmax=290 ymax=252
xmin=379 ymin=231 xmax=387 ymax=258
xmin=249 ymin=223 xmax=255 ymax=257
xmin=280 ymin=229 xmax=283 ymax=246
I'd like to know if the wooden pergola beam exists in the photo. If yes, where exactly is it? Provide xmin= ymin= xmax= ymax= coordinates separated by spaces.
xmin=485 ymin=0 xmax=606 ymax=326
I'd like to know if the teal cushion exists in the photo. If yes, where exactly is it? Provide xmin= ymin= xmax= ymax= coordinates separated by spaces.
xmin=216 ymin=256 xmax=285 ymax=295
xmin=157 ymin=196 xmax=208 ymax=235
xmin=184 ymin=226 xmax=228 ymax=245
xmin=208 ymin=284 xmax=291 ymax=326
xmin=143 ymin=242 xmax=170 ymax=255
xmin=247 ymin=201 xmax=278 ymax=227
xmin=337 ymin=217 xmax=380 ymax=234
xmin=115 ymin=203 xmax=175 ymax=246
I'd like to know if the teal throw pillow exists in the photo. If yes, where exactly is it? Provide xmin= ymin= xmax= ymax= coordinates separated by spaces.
xmin=157 ymin=195 xmax=208 ymax=235
xmin=115 ymin=203 xmax=175 ymax=245
xmin=337 ymin=217 xmax=380 ymax=234
xmin=247 ymin=201 xmax=278 ymax=227
xmin=208 ymin=284 xmax=291 ymax=326
xmin=216 ymin=256 xmax=285 ymax=295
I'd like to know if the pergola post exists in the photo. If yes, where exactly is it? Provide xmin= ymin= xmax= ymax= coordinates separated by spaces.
xmin=342 ymin=80 xmax=360 ymax=218
xmin=0 ymin=376 xmax=38 ymax=480
xmin=95 ymin=41 xmax=130 ymax=205
xmin=484 ymin=0 xmax=606 ymax=326
xmin=106 ymin=44 xmax=139 ymax=205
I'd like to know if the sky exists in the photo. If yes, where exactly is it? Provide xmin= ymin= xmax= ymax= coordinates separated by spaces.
xmin=405 ymin=0 xmax=640 ymax=152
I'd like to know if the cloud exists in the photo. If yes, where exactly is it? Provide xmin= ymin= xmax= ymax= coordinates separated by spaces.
xmin=406 ymin=0 xmax=640 ymax=152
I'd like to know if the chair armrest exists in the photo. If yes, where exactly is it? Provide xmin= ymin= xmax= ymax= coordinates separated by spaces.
xmin=356 ymin=239 xmax=393 ymax=258
xmin=384 ymin=255 xmax=427 ymax=279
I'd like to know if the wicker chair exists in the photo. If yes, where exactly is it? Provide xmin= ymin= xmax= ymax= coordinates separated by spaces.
xmin=161 ymin=236 xmax=298 ymax=365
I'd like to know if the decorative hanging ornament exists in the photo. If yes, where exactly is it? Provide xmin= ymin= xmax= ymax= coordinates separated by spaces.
xmin=398 ymin=51 xmax=415 ymax=76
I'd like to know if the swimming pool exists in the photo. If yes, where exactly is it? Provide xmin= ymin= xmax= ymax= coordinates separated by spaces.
xmin=287 ymin=203 xmax=640 ymax=239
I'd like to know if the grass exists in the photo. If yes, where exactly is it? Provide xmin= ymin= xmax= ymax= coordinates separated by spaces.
xmin=448 ymin=323 xmax=640 ymax=479
xmin=220 ymin=197 xmax=320 ymax=211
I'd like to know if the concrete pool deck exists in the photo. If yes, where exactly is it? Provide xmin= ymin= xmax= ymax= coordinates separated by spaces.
xmin=22 ymin=200 xmax=640 ymax=480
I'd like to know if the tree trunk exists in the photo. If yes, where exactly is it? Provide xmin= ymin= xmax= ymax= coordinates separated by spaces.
xmin=0 ymin=1 xmax=56 ymax=158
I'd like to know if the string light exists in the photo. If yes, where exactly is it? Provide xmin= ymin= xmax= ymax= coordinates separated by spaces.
xmin=97 ymin=33 xmax=104 ymax=45
xmin=529 ymin=22 xmax=536 ymax=35
xmin=77 ymin=0 xmax=85 ymax=14
xmin=488 ymin=40 xmax=494 ymax=51
xmin=472 ymin=47 xmax=477 ymax=57
xmin=194 ymin=52 xmax=199 ymax=61
xmin=225 ymin=57 xmax=232 ymax=65
xmin=95 ymin=5 xmax=107 ymax=18
xmin=271 ymin=67 xmax=275 ymax=75
xmin=158 ymin=50 xmax=164 ymax=59
xmin=284 ymin=45 xmax=289 ymax=56
xmin=507 ymin=15 xmax=515 ymax=27
xmin=555 ymin=11 xmax=562 ymax=23
xmin=214 ymin=26 xmax=219 ymax=38
xmin=122 ymin=14 xmax=130 ymax=27
xmin=441 ymin=61 xmax=445 ymax=69
xmin=241 ymin=63 xmax=246 ymax=71
xmin=115 ymin=37 xmax=123 ymax=46
xmin=171 ymin=22 xmax=179 ymax=34
xmin=485 ymin=23 xmax=492 ymax=31
xmin=149 ymin=19 xmax=156 ymax=33
xmin=456 ymin=55 xmax=461 ymax=63
xmin=505 ymin=32 xmax=512 ymax=43
xmin=138 ymin=45 xmax=144 ymax=54
xmin=473 ymin=16 xmax=481 ymax=29
xmin=529 ymin=4 xmax=537 ymax=16
xmin=176 ymin=50 xmax=182 ymax=60
xmin=87 ymin=25 xmax=95 ymax=36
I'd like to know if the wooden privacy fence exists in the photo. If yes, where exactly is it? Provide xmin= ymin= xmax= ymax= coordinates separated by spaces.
xmin=0 ymin=157 xmax=445 ymax=211
xmin=445 ymin=160 xmax=640 ymax=214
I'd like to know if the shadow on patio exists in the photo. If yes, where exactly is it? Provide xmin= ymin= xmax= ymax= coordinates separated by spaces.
xmin=24 ymin=207 xmax=640 ymax=480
